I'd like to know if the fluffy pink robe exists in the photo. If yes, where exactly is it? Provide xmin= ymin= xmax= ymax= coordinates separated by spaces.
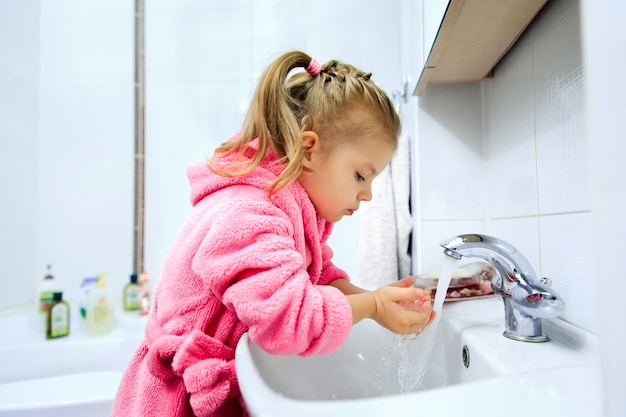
xmin=110 ymin=142 xmax=353 ymax=417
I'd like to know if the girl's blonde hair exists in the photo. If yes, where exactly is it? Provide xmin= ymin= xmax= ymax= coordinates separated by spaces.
xmin=210 ymin=50 xmax=401 ymax=195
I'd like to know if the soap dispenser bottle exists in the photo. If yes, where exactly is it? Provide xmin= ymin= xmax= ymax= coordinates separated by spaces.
xmin=123 ymin=273 xmax=140 ymax=311
xmin=85 ymin=273 xmax=113 ymax=336
xmin=36 ymin=264 xmax=61 ymax=331
xmin=46 ymin=291 xmax=70 ymax=339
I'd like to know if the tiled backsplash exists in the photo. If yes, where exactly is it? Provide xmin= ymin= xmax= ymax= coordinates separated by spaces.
xmin=415 ymin=0 xmax=597 ymax=333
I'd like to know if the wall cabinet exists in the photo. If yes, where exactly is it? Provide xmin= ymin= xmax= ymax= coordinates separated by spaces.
xmin=414 ymin=0 xmax=548 ymax=95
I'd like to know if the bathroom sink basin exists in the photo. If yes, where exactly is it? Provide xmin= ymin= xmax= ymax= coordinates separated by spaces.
xmin=235 ymin=297 xmax=602 ymax=417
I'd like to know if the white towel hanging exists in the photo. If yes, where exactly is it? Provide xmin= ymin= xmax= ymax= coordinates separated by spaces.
xmin=357 ymin=133 xmax=412 ymax=289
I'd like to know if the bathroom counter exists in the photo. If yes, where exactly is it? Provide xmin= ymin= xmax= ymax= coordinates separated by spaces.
xmin=0 ymin=303 xmax=148 ymax=348
xmin=0 ymin=305 xmax=147 ymax=416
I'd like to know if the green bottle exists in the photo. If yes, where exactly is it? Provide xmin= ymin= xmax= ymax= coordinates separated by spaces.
xmin=123 ymin=273 xmax=141 ymax=311
xmin=47 ymin=292 xmax=70 ymax=339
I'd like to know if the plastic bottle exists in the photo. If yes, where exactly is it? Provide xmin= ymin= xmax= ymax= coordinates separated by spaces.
xmin=36 ymin=264 xmax=61 ymax=331
xmin=138 ymin=271 xmax=151 ymax=316
xmin=123 ymin=273 xmax=141 ymax=311
xmin=85 ymin=273 xmax=113 ymax=336
xmin=79 ymin=276 xmax=99 ymax=319
xmin=46 ymin=291 xmax=70 ymax=339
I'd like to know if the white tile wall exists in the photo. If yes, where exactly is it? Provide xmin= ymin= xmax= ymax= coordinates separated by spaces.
xmin=539 ymin=212 xmax=596 ymax=329
xmin=38 ymin=86 xmax=134 ymax=158
xmin=40 ymin=1 xmax=132 ymax=88
xmin=484 ymin=42 xmax=537 ymax=219
xmin=36 ymin=0 xmax=134 ymax=303
xmin=532 ymin=0 xmax=589 ymax=215
xmin=415 ymin=80 xmax=486 ymax=274
xmin=581 ymin=0 xmax=626 ymax=413
xmin=419 ymin=220 xmax=489 ymax=273
xmin=415 ymin=0 xmax=597 ymax=333
xmin=143 ymin=0 xmax=404 ymax=284
xmin=0 ymin=0 xmax=39 ymax=83
xmin=487 ymin=217 xmax=541 ymax=274
xmin=0 ymin=0 xmax=404 ymax=309
xmin=0 ymin=0 xmax=135 ymax=306
xmin=417 ymin=82 xmax=485 ymax=221
xmin=0 ymin=0 xmax=40 ymax=308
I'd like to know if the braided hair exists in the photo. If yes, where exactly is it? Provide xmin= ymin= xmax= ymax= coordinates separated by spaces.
xmin=210 ymin=50 xmax=401 ymax=195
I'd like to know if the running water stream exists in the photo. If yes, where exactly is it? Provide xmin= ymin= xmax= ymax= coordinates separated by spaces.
xmin=394 ymin=255 xmax=457 ymax=392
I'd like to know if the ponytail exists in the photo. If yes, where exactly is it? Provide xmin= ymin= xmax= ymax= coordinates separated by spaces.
xmin=210 ymin=50 xmax=400 ymax=195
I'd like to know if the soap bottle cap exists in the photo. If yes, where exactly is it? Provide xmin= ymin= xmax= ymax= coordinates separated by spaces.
xmin=53 ymin=291 xmax=63 ymax=301
xmin=130 ymin=273 xmax=138 ymax=284
xmin=95 ymin=273 xmax=108 ymax=288
xmin=44 ymin=264 xmax=54 ymax=280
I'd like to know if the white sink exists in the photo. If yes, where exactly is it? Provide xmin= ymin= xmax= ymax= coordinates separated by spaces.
xmin=235 ymin=297 xmax=602 ymax=417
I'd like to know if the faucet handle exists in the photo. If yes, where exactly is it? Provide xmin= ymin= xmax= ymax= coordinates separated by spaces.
xmin=512 ymin=285 xmax=564 ymax=319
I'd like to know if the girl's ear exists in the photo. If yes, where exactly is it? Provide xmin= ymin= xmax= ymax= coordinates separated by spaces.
xmin=301 ymin=131 xmax=320 ymax=165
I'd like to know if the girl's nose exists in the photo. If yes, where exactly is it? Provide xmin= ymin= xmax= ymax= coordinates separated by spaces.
xmin=358 ymin=186 xmax=372 ymax=202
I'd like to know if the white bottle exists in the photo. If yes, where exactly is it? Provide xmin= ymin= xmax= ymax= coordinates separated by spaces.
xmin=36 ymin=264 xmax=61 ymax=331
xmin=85 ymin=273 xmax=114 ymax=336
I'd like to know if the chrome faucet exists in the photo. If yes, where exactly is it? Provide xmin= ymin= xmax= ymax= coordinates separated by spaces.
xmin=440 ymin=234 xmax=564 ymax=342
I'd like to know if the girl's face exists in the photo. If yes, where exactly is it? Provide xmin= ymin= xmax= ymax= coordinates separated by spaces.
xmin=298 ymin=131 xmax=395 ymax=223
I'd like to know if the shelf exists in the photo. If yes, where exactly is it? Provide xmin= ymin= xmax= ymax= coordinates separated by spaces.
xmin=414 ymin=0 xmax=548 ymax=96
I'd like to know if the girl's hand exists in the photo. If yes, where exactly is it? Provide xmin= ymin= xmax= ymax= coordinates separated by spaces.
xmin=388 ymin=276 xmax=416 ymax=289
xmin=370 ymin=285 xmax=436 ymax=335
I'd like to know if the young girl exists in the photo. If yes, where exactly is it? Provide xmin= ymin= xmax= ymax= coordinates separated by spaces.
xmin=111 ymin=50 xmax=435 ymax=417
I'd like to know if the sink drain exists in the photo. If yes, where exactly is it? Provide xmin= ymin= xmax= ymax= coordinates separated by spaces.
xmin=462 ymin=345 xmax=470 ymax=368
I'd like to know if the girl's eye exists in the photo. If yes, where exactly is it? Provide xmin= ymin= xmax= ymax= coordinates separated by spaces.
xmin=356 ymin=172 xmax=366 ymax=182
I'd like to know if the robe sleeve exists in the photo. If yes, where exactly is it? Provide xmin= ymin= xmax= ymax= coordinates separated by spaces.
xmin=190 ymin=190 xmax=352 ymax=356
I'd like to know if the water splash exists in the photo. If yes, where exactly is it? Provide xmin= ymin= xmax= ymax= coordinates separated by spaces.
xmin=395 ymin=255 xmax=457 ymax=392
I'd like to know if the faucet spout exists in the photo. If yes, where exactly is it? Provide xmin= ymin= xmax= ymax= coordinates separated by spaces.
xmin=440 ymin=234 xmax=564 ymax=342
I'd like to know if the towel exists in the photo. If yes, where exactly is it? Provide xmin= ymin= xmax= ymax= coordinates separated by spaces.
xmin=391 ymin=133 xmax=412 ymax=279
xmin=358 ymin=133 xmax=412 ymax=289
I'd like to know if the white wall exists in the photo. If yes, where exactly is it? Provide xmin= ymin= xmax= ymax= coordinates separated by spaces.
xmin=2 ymin=0 xmax=623 ymax=413
xmin=486 ymin=0 xmax=593 ymax=332
xmin=415 ymin=0 xmax=595 ymax=332
xmin=36 ymin=0 xmax=135 ymax=305
xmin=580 ymin=1 xmax=626 ymax=415
xmin=0 ymin=0 xmax=40 ymax=308
xmin=414 ymin=0 xmax=624 ymax=414
xmin=0 ymin=0 xmax=404 ymax=309
xmin=143 ymin=0 xmax=404 ymax=289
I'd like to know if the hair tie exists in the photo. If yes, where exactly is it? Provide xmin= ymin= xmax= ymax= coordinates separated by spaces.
xmin=306 ymin=58 xmax=322 ymax=77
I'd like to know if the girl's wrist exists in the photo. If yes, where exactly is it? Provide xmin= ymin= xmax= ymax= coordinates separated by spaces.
xmin=328 ymin=278 xmax=367 ymax=295
xmin=346 ymin=291 xmax=377 ymax=324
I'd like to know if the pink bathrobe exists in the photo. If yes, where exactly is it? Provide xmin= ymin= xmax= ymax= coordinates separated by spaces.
xmin=110 ymin=143 xmax=353 ymax=417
